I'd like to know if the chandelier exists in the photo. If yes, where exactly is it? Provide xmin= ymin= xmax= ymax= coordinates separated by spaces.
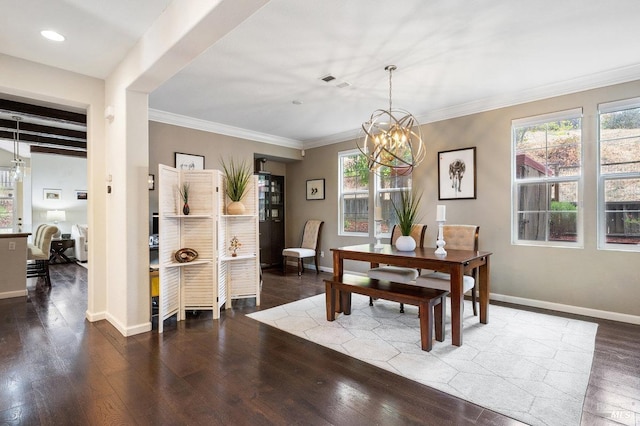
xmin=357 ymin=65 xmax=425 ymax=175
xmin=11 ymin=116 xmax=25 ymax=182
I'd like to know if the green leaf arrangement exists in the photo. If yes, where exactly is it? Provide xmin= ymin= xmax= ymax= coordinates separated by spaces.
xmin=178 ymin=182 xmax=190 ymax=203
xmin=391 ymin=189 xmax=422 ymax=236
xmin=221 ymin=157 xmax=251 ymax=202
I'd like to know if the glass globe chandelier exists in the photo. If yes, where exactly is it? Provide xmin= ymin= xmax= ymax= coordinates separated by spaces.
xmin=357 ymin=65 xmax=425 ymax=175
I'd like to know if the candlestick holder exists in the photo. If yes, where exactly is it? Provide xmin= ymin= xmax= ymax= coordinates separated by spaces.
xmin=435 ymin=221 xmax=447 ymax=255
xmin=374 ymin=219 xmax=384 ymax=249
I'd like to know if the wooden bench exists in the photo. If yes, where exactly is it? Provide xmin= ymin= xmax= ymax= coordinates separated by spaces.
xmin=324 ymin=274 xmax=449 ymax=352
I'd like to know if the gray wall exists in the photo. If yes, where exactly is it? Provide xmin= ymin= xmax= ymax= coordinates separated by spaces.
xmin=287 ymin=79 xmax=640 ymax=319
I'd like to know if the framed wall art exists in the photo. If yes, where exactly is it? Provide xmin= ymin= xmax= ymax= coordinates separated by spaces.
xmin=76 ymin=190 xmax=88 ymax=200
xmin=438 ymin=147 xmax=477 ymax=200
xmin=175 ymin=152 xmax=205 ymax=170
xmin=306 ymin=178 xmax=325 ymax=200
xmin=44 ymin=188 xmax=61 ymax=200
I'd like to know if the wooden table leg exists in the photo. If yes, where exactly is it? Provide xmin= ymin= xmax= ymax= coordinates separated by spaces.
xmin=450 ymin=265 xmax=464 ymax=346
xmin=434 ymin=295 xmax=445 ymax=342
xmin=341 ymin=291 xmax=352 ymax=315
xmin=479 ymin=256 xmax=490 ymax=324
xmin=333 ymin=250 xmax=344 ymax=313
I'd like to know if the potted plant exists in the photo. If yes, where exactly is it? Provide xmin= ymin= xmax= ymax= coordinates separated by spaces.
xmin=221 ymin=157 xmax=252 ymax=214
xmin=391 ymin=189 xmax=422 ymax=251
xmin=178 ymin=182 xmax=190 ymax=215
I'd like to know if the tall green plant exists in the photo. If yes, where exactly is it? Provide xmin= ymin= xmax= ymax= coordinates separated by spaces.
xmin=391 ymin=190 xmax=422 ymax=236
xmin=221 ymin=157 xmax=251 ymax=202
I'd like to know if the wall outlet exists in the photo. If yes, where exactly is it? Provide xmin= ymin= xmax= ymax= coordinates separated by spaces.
xmin=8 ymin=242 xmax=16 ymax=250
xmin=320 ymin=251 xmax=324 ymax=258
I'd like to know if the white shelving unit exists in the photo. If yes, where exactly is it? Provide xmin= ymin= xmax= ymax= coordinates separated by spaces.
xmin=157 ymin=167 xmax=260 ymax=332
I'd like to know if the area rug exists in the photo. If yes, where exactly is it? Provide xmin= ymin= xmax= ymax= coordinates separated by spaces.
xmin=247 ymin=294 xmax=598 ymax=426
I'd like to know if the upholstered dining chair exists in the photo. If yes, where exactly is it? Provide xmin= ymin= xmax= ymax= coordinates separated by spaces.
xmin=27 ymin=224 xmax=59 ymax=286
xmin=367 ymin=223 xmax=428 ymax=312
xmin=282 ymin=219 xmax=324 ymax=276
xmin=415 ymin=224 xmax=480 ymax=316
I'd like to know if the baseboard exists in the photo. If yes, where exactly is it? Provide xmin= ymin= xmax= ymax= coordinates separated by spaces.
xmin=105 ymin=312 xmax=152 ymax=336
xmin=0 ymin=289 xmax=27 ymax=300
xmin=490 ymin=293 xmax=640 ymax=325
xmin=85 ymin=309 xmax=106 ymax=322
xmin=330 ymin=266 xmax=640 ymax=325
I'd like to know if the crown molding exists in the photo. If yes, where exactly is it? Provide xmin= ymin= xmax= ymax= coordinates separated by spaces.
xmin=148 ymin=109 xmax=303 ymax=149
xmin=303 ymin=64 xmax=640 ymax=150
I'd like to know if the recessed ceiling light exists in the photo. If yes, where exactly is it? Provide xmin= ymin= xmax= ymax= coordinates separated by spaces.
xmin=41 ymin=30 xmax=65 ymax=42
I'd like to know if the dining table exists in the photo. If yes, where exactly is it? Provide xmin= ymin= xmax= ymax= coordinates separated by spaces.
xmin=331 ymin=243 xmax=492 ymax=346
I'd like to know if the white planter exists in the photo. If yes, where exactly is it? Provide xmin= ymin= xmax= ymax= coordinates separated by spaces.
xmin=395 ymin=235 xmax=416 ymax=251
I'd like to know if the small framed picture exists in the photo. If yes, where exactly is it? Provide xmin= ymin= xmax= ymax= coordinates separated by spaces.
xmin=175 ymin=152 xmax=205 ymax=170
xmin=44 ymin=189 xmax=61 ymax=200
xmin=76 ymin=190 xmax=88 ymax=200
xmin=306 ymin=178 xmax=325 ymax=200
xmin=438 ymin=147 xmax=477 ymax=200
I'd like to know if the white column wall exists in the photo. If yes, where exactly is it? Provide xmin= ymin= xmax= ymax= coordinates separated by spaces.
xmin=103 ymin=0 xmax=269 ymax=335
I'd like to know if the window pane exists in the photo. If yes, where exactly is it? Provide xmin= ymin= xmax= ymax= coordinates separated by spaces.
xmin=342 ymin=154 xmax=369 ymax=191
xmin=516 ymin=181 xmax=578 ymax=243
xmin=600 ymin=135 xmax=640 ymax=174
xmin=604 ymin=178 xmax=640 ymax=245
xmin=515 ymin=119 xmax=581 ymax=179
xmin=342 ymin=193 xmax=369 ymax=233
xmin=378 ymin=167 xmax=412 ymax=189
xmin=550 ymin=181 xmax=578 ymax=243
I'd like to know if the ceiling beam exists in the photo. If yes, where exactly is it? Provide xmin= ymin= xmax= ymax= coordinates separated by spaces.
xmin=0 ymin=118 xmax=86 ymax=140
xmin=30 ymin=145 xmax=87 ymax=158
xmin=0 ymin=130 xmax=86 ymax=149
xmin=0 ymin=99 xmax=86 ymax=126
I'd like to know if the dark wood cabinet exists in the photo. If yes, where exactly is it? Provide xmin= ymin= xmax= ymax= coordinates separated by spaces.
xmin=257 ymin=173 xmax=285 ymax=267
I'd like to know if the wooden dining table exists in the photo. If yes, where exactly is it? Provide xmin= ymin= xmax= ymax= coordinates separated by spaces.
xmin=331 ymin=244 xmax=492 ymax=346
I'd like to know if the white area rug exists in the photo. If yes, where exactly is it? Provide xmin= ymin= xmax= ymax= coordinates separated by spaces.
xmin=248 ymin=294 xmax=598 ymax=426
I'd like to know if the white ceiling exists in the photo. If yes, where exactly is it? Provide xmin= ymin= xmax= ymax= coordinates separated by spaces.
xmin=3 ymin=0 xmax=640 ymax=148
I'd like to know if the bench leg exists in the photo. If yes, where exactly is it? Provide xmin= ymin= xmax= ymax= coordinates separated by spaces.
xmin=418 ymin=301 xmax=433 ymax=351
xmin=325 ymin=282 xmax=336 ymax=321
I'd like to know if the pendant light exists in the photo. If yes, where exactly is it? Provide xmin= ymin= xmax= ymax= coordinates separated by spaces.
xmin=11 ymin=116 xmax=25 ymax=183
xmin=357 ymin=65 xmax=425 ymax=175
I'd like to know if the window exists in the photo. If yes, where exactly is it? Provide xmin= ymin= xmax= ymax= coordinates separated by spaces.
xmin=0 ymin=168 xmax=16 ymax=234
xmin=375 ymin=167 xmax=412 ymax=237
xmin=512 ymin=108 xmax=583 ymax=247
xmin=598 ymin=98 xmax=640 ymax=251
xmin=339 ymin=150 xmax=369 ymax=236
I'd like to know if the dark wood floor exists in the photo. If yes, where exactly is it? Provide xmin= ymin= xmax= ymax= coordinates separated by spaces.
xmin=1 ymin=263 xmax=638 ymax=425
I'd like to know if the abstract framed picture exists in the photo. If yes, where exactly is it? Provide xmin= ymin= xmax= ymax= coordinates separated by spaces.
xmin=306 ymin=178 xmax=325 ymax=200
xmin=438 ymin=147 xmax=477 ymax=200
xmin=175 ymin=152 xmax=205 ymax=170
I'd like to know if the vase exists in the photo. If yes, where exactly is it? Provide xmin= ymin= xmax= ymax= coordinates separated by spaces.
xmin=395 ymin=235 xmax=416 ymax=251
xmin=227 ymin=201 xmax=245 ymax=215
xmin=182 ymin=203 xmax=190 ymax=215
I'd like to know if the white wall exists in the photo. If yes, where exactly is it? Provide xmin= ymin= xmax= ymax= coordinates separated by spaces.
xmin=30 ymin=153 xmax=87 ymax=235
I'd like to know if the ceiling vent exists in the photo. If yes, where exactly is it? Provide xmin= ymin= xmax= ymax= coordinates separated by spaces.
xmin=320 ymin=74 xmax=336 ymax=83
